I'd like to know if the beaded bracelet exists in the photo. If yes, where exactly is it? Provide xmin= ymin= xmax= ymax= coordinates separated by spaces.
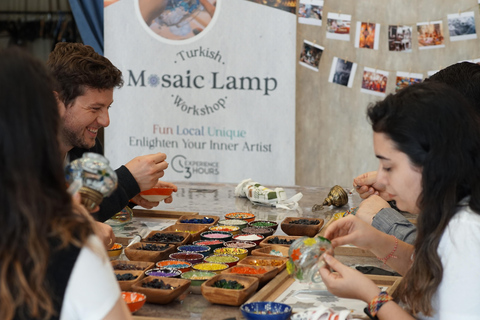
xmin=376 ymin=235 xmax=398 ymax=265
xmin=368 ymin=291 xmax=393 ymax=317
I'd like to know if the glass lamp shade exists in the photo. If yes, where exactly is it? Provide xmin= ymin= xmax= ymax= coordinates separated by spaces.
xmin=65 ymin=153 xmax=118 ymax=210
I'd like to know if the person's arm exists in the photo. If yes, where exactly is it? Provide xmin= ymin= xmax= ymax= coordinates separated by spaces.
xmin=353 ymin=171 xmax=393 ymax=201
xmin=320 ymin=254 xmax=415 ymax=320
xmin=372 ymin=208 xmax=417 ymax=244
xmin=103 ymin=297 xmax=132 ymax=320
xmin=325 ymin=215 xmax=414 ymax=275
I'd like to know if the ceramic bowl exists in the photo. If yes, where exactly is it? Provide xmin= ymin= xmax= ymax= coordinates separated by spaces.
xmin=225 ymin=212 xmax=256 ymax=223
xmin=240 ymin=301 xmax=292 ymax=320
xmin=192 ymin=262 xmax=229 ymax=274
xmin=180 ymin=270 xmax=216 ymax=294
xmin=107 ymin=243 xmax=123 ymax=260
xmin=111 ymin=260 xmax=154 ymax=272
xmin=251 ymin=245 xmax=290 ymax=258
xmin=145 ymin=268 xmax=182 ymax=278
xmin=217 ymin=219 xmax=248 ymax=230
xmin=280 ymin=217 xmax=325 ymax=237
xmin=169 ymin=252 xmax=204 ymax=265
xmin=143 ymin=230 xmax=192 ymax=246
xmin=233 ymin=234 xmax=264 ymax=246
xmin=155 ymin=260 xmax=192 ymax=273
xmin=121 ymin=291 xmax=147 ymax=313
xmin=200 ymin=231 xmax=233 ymax=242
xmin=162 ymin=224 xmax=209 ymax=242
xmin=124 ymin=242 xmax=176 ymax=262
xmin=138 ymin=187 xmax=174 ymax=202
xmin=204 ymin=254 xmax=240 ymax=268
xmin=177 ymin=244 xmax=211 ymax=257
xmin=241 ymin=227 xmax=275 ymax=238
xmin=201 ymin=274 xmax=259 ymax=306
xmin=224 ymin=241 xmax=257 ymax=254
xmin=131 ymin=276 xmax=191 ymax=304
xmin=248 ymin=220 xmax=279 ymax=232
xmin=115 ymin=270 xmax=144 ymax=291
xmin=209 ymin=225 xmax=241 ymax=235
xmin=193 ymin=239 xmax=225 ymax=251
xmin=214 ymin=247 xmax=248 ymax=260
xmin=176 ymin=215 xmax=219 ymax=226
xmin=221 ymin=265 xmax=277 ymax=287
xmin=259 ymin=235 xmax=301 ymax=248
xmin=237 ymin=255 xmax=288 ymax=275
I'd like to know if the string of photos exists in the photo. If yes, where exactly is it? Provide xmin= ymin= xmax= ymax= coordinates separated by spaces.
xmin=297 ymin=0 xmax=480 ymax=97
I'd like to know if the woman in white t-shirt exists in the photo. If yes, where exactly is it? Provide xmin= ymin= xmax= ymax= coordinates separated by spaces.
xmin=318 ymin=82 xmax=480 ymax=319
xmin=0 ymin=48 xmax=131 ymax=320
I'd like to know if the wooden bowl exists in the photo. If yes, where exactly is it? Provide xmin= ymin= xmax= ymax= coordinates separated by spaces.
xmin=192 ymin=262 xmax=230 ymax=274
xmin=201 ymin=274 xmax=259 ymax=306
xmin=280 ymin=217 xmax=325 ymax=237
xmin=111 ymin=260 xmax=154 ymax=272
xmin=121 ymin=291 xmax=147 ymax=313
xmin=143 ymin=230 xmax=192 ymax=246
xmin=209 ymin=225 xmax=241 ymax=235
xmin=251 ymin=245 xmax=290 ymax=258
xmin=225 ymin=212 xmax=256 ymax=223
xmin=124 ymin=242 xmax=176 ymax=262
xmin=155 ymin=260 xmax=192 ymax=273
xmin=181 ymin=270 xmax=216 ymax=294
xmin=241 ymin=226 xmax=275 ymax=238
xmin=115 ymin=270 xmax=144 ymax=291
xmin=233 ymin=233 xmax=264 ymax=246
xmin=162 ymin=224 xmax=209 ymax=242
xmin=220 ymin=265 xmax=277 ymax=286
xmin=248 ymin=220 xmax=279 ymax=232
xmin=176 ymin=215 xmax=219 ymax=227
xmin=237 ymin=255 xmax=288 ymax=275
xmin=204 ymin=254 xmax=240 ymax=267
xmin=259 ymin=235 xmax=301 ymax=247
xmin=214 ymin=247 xmax=248 ymax=260
xmin=131 ymin=276 xmax=191 ymax=304
xmin=200 ymin=231 xmax=233 ymax=242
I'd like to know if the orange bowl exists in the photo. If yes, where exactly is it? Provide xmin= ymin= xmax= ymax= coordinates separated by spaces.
xmin=139 ymin=187 xmax=174 ymax=202
xmin=121 ymin=291 xmax=146 ymax=313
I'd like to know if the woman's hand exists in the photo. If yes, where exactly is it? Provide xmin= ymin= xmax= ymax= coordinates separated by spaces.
xmin=319 ymin=253 xmax=380 ymax=302
xmin=324 ymin=215 xmax=381 ymax=250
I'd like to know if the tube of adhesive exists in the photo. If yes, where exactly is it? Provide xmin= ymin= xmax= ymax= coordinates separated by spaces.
xmin=235 ymin=178 xmax=303 ymax=210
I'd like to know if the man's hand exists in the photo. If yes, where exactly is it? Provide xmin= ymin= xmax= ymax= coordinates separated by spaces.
xmin=125 ymin=153 xmax=168 ymax=191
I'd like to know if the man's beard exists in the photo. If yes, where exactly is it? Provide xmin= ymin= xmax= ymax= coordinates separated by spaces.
xmin=61 ymin=126 xmax=96 ymax=150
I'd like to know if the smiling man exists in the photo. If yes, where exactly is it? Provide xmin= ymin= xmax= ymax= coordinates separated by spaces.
xmin=47 ymin=42 xmax=177 ymax=223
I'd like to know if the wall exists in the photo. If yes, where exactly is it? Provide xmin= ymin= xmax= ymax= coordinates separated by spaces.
xmin=296 ymin=0 xmax=480 ymax=187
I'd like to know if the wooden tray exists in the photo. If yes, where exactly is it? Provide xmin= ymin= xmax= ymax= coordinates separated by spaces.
xmin=251 ymin=245 xmax=289 ymax=258
xmin=201 ymin=274 xmax=259 ymax=306
xmin=280 ymin=217 xmax=324 ymax=237
xmin=259 ymin=235 xmax=301 ymax=248
xmin=246 ymin=269 xmax=401 ymax=304
xmin=237 ymin=255 xmax=288 ymax=275
xmin=133 ymin=209 xmax=198 ymax=219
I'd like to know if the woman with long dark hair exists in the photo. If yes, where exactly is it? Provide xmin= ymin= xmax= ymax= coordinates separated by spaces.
xmin=0 ymin=48 xmax=131 ymax=319
xmin=319 ymin=82 xmax=480 ymax=319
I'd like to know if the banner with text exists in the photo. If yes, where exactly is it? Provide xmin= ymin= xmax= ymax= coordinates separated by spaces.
xmin=104 ymin=0 xmax=296 ymax=185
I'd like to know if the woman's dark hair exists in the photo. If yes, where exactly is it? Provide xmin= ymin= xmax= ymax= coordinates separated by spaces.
xmin=0 ymin=47 xmax=93 ymax=319
xmin=46 ymin=42 xmax=123 ymax=107
xmin=367 ymin=82 xmax=480 ymax=316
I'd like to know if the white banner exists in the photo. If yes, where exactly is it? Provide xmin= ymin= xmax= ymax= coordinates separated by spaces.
xmin=104 ymin=0 xmax=296 ymax=185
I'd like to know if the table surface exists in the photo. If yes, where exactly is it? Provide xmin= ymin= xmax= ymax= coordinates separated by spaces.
xmin=111 ymin=182 xmax=405 ymax=320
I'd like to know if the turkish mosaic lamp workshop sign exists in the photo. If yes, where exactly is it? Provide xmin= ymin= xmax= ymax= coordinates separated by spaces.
xmin=104 ymin=0 xmax=296 ymax=185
